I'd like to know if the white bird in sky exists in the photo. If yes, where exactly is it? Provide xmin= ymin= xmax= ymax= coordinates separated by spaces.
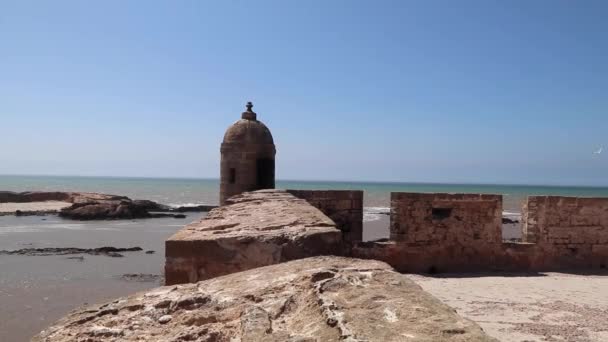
xmin=594 ymin=147 xmax=603 ymax=154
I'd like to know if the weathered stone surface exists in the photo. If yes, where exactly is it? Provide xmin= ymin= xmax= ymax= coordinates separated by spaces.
xmin=165 ymin=190 xmax=343 ymax=285
xmin=33 ymin=257 xmax=495 ymax=342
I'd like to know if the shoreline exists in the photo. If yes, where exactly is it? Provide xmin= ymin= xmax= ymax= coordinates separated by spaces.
xmin=0 ymin=191 xmax=217 ymax=220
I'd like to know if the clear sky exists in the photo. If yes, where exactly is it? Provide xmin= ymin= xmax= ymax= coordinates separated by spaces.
xmin=1 ymin=1 xmax=607 ymax=185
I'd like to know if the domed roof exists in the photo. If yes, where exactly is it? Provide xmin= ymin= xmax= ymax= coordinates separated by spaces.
xmin=222 ymin=102 xmax=274 ymax=145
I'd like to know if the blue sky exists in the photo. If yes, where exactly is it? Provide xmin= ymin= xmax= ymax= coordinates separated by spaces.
xmin=1 ymin=0 xmax=607 ymax=185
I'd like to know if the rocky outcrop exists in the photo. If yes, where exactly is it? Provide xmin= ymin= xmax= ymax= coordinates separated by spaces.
xmin=59 ymin=201 xmax=193 ymax=219
xmin=33 ymin=257 xmax=495 ymax=342
xmin=59 ymin=201 xmax=153 ymax=220
xmin=165 ymin=190 xmax=343 ymax=285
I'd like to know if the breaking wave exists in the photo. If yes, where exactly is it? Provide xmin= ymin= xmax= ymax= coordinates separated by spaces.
xmin=363 ymin=207 xmax=390 ymax=222
xmin=167 ymin=202 xmax=211 ymax=208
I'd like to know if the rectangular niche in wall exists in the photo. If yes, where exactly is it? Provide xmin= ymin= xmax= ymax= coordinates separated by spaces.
xmin=432 ymin=207 xmax=453 ymax=220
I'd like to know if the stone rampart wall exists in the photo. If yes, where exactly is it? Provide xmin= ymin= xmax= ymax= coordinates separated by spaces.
xmin=166 ymin=189 xmax=608 ymax=285
xmin=354 ymin=193 xmax=608 ymax=272
xmin=518 ymin=196 xmax=608 ymax=269
xmin=287 ymin=189 xmax=363 ymax=244
xmin=390 ymin=192 xmax=502 ymax=244
xmin=353 ymin=193 xmax=503 ymax=273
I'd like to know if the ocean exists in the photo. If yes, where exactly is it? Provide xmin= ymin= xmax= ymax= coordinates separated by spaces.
xmin=2 ymin=174 xmax=608 ymax=212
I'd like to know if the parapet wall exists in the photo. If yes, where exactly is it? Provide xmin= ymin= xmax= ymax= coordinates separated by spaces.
xmin=287 ymin=189 xmax=363 ymax=244
xmin=354 ymin=193 xmax=608 ymax=272
xmin=517 ymin=196 xmax=608 ymax=269
xmin=354 ymin=193 xmax=503 ymax=273
xmin=523 ymin=196 xmax=608 ymax=244
xmin=166 ymin=190 xmax=608 ymax=284
xmin=390 ymin=192 xmax=502 ymax=245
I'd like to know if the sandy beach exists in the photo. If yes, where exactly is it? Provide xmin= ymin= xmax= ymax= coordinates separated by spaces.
xmin=0 ymin=201 xmax=71 ymax=214
xmin=408 ymin=272 xmax=608 ymax=341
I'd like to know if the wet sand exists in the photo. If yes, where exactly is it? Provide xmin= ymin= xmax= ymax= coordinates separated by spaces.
xmin=363 ymin=215 xmax=390 ymax=241
xmin=407 ymin=272 xmax=608 ymax=341
xmin=0 ymin=213 xmax=205 ymax=342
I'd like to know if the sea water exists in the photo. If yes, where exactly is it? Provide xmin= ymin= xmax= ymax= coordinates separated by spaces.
xmin=2 ymin=175 xmax=608 ymax=215
xmin=2 ymin=174 xmax=608 ymax=217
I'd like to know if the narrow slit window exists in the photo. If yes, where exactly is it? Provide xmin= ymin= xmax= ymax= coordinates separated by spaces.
xmin=432 ymin=208 xmax=452 ymax=220
xmin=229 ymin=168 xmax=236 ymax=184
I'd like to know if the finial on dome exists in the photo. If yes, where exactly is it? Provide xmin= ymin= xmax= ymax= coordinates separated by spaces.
xmin=242 ymin=101 xmax=257 ymax=120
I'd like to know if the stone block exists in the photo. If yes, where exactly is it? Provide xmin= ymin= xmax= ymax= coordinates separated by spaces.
xmin=165 ymin=190 xmax=342 ymax=285
xmin=287 ymin=189 xmax=364 ymax=243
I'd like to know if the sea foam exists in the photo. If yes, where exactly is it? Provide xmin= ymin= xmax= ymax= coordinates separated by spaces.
xmin=363 ymin=207 xmax=390 ymax=222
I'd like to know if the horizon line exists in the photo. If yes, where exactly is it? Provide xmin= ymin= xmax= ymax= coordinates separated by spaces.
xmin=1 ymin=173 xmax=608 ymax=189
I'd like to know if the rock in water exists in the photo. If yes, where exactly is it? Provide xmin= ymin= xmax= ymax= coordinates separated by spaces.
xmin=33 ymin=257 xmax=496 ymax=342
xmin=59 ymin=200 xmax=190 ymax=220
xmin=1 ymin=190 xmax=199 ymax=219
xmin=59 ymin=201 xmax=151 ymax=220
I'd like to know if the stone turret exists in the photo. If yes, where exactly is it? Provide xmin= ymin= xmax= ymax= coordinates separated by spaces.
xmin=219 ymin=102 xmax=276 ymax=205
